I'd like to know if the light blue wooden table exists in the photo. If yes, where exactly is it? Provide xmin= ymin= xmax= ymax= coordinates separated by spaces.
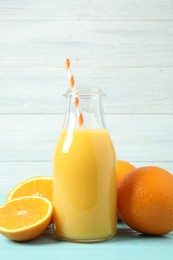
xmin=0 ymin=197 xmax=173 ymax=260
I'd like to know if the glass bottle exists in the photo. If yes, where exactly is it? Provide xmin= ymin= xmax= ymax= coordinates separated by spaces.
xmin=53 ymin=88 xmax=117 ymax=243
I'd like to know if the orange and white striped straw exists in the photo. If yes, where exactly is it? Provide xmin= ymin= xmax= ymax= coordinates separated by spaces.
xmin=65 ymin=58 xmax=84 ymax=128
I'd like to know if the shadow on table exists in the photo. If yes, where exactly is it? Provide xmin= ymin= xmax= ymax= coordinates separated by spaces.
xmin=12 ymin=222 xmax=172 ymax=246
xmin=109 ymin=222 xmax=172 ymax=243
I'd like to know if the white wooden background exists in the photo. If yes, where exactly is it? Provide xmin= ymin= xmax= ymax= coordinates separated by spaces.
xmin=0 ymin=0 xmax=173 ymax=195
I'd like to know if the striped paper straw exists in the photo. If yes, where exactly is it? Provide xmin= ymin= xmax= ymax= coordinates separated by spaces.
xmin=65 ymin=58 xmax=84 ymax=128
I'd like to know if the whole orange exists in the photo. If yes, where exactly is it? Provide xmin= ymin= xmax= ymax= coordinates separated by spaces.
xmin=118 ymin=166 xmax=173 ymax=235
xmin=117 ymin=160 xmax=136 ymax=220
xmin=117 ymin=160 xmax=136 ymax=187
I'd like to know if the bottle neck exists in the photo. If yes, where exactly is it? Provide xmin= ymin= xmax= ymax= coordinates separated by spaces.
xmin=63 ymin=89 xmax=106 ymax=130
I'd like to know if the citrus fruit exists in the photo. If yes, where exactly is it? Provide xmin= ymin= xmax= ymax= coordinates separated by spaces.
xmin=117 ymin=160 xmax=136 ymax=187
xmin=117 ymin=160 xmax=136 ymax=220
xmin=118 ymin=166 xmax=173 ymax=235
xmin=0 ymin=196 xmax=53 ymax=241
xmin=6 ymin=176 xmax=52 ymax=202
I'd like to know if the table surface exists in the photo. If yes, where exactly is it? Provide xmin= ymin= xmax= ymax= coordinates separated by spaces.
xmin=0 ymin=197 xmax=173 ymax=260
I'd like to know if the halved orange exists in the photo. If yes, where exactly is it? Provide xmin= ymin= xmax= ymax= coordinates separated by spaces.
xmin=6 ymin=176 xmax=52 ymax=202
xmin=0 ymin=196 xmax=53 ymax=241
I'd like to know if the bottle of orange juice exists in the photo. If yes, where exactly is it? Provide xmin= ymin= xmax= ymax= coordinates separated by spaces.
xmin=53 ymin=88 xmax=117 ymax=242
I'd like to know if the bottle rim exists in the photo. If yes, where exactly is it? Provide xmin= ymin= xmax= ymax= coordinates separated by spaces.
xmin=63 ymin=88 xmax=105 ymax=97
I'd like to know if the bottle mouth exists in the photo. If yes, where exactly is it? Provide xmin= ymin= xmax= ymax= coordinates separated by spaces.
xmin=63 ymin=88 xmax=105 ymax=97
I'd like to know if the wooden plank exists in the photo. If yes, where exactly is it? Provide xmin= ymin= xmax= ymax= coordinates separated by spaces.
xmin=0 ymin=162 xmax=52 ymax=195
xmin=0 ymin=67 xmax=173 ymax=114
xmin=0 ymin=115 xmax=172 ymax=162
xmin=0 ymin=0 xmax=173 ymax=21
xmin=0 ymin=21 xmax=173 ymax=67
xmin=0 ymin=161 xmax=172 ymax=195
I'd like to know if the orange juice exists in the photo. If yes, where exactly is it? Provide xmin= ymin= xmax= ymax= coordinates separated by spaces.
xmin=53 ymin=128 xmax=116 ymax=242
